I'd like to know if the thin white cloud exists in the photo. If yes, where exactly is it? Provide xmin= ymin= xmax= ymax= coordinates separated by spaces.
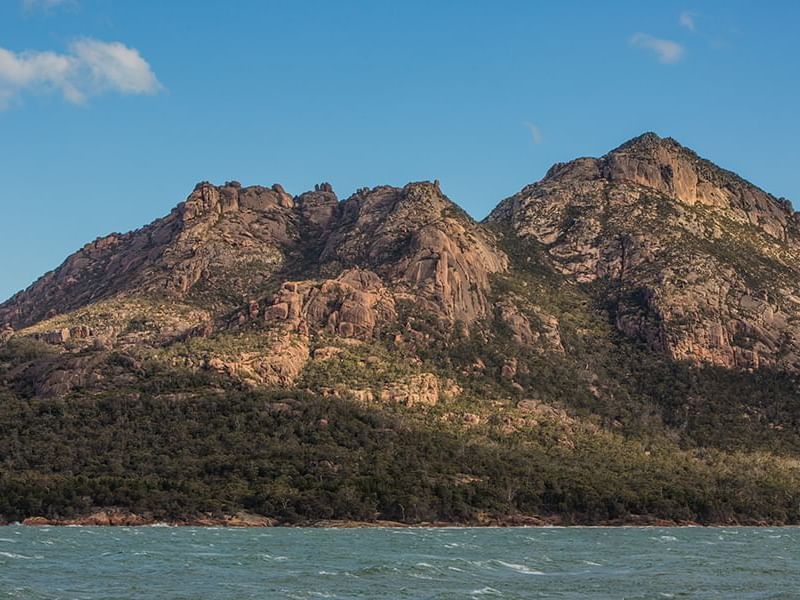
xmin=0 ymin=39 xmax=161 ymax=109
xmin=523 ymin=122 xmax=543 ymax=144
xmin=630 ymin=33 xmax=686 ymax=64
xmin=679 ymin=11 xmax=697 ymax=31
xmin=71 ymin=40 xmax=162 ymax=95
xmin=22 ymin=0 xmax=73 ymax=10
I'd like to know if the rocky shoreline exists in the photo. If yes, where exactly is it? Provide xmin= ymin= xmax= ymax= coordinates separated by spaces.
xmin=2 ymin=509 xmax=787 ymax=528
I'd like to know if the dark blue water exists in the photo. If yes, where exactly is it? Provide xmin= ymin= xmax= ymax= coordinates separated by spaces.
xmin=1 ymin=526 xmax=798 ymax=599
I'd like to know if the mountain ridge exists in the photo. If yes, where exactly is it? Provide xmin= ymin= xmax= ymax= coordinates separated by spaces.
xmin=0 ymin=179 xmax=504 ymax=329
xmin=4 ymin=133 xmax=797 ymax=319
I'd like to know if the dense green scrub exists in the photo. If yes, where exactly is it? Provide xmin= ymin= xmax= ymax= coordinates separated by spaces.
xmin=1 ymin=385 xmax=799 ymax=525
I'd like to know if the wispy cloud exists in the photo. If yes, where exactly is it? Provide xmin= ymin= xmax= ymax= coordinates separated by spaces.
xmin=679 ymin=11 xmax=697 ymax=31
xmin=523 ymin=122 xmax=542 ymax=144
xmin=630 ymin=33 xmax=686 ymax=64
xmin=22 ymin=0 xmax=74 ymax=11
xmin=0 ymin=39 xmax=162 ymax=109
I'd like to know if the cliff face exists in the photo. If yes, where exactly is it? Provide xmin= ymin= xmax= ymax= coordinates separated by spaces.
xmin=320 ymin=183 xmax=507 ymax=324
xmin=487 ymin=133 xmax=800 ymax=371
xmin=603 ymin=133 xmax=797 ymax=239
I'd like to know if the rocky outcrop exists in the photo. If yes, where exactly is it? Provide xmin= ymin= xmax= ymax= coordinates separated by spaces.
xmin=295 ymin=184 xmax=339 ymax=231
xmin=10 ymin=297 xmax=213 ymax=356
xmin=603 ymin=133 xmax=794 ymax=240
xmin=34 ymin=325 xmax=93 ymax=345
xmin=497 ymin=301 xmax=563 ymax=352
xmin=614 ymin=266 xmax=800 ymax=370
xmin=264 ymin=269 xmax=396 ymax=339
xmin=1 ymin=180 xmax=505 ymax=337
xmin=316 ymin=372 xmax=461 ymax=407
xmin=0 ymin=177 xmax=511 ymax=398
xmin=5 ymin=349 xmax=144 ymax=398
xmin=378 ymin=373 xmax=461 ymax=406
xmin=535 ymin=133 xmax=796 ymax=241
xmin=21 ymin=510 xmax=276 ymax=527
xmin=201 ymin=332 xmax=309 ymax=387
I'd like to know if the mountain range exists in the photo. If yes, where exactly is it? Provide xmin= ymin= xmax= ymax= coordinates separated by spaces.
xmin=2 ymin=132 xmax=799 ymax=526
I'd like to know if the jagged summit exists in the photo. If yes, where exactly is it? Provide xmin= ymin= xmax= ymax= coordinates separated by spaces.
xmin=0 ymin=178 xmax=505 ymax=333
xmin=615 ymin=130 xmax=663 ymax=145
xmin=608 ymin=132 xmax=788 ymax=204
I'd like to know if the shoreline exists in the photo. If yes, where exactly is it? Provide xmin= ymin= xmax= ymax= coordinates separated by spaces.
xmin=2 ymin=510 xmax=793 ymax=528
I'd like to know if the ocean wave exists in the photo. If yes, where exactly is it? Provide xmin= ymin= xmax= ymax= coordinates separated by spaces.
xmin=494 ymin=560 xmax=545 ymax=575
xmin=0 ymin=551 xmax=41 ymax=560
xmin=471 ymin=587 xmax=504 ymax=597
xmin=257 ymin=553 xmax=289 ymax=562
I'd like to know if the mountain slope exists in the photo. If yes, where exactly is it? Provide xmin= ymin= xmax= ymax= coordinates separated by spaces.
xmin=2 ymin=133 xmax=800 ymax=526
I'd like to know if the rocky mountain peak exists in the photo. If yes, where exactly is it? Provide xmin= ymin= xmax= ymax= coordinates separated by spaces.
xmin=0 ymin=177 xmax=507 ymax=334
xmin=536 ymin=132 xmax=796 ymax=241
xmin=487 ymin=134 xmax=800 ymax=372
xmin=610 ymin=131 xmax=676 ymax=153
xmin=0 ymin=180 xmax=304 ymax=330
xmin=320 ymin=180 xmax=507 ymax=324
xmin=181 ymin=180 xmax=296 ymax=221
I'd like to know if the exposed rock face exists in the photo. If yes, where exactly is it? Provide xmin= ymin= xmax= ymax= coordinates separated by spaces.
xmin=603 ymin=134 xmax=795 ymax=240
xmin=9 ymin=349 xmax=139 ymax=398
xmin=322 ymin=182 xmax=508 ymax=324
xmin=1 ymin=181 xmax=505 ymax=334
xmin=264 ymin=269 xmax=397 ymax=339
xmin=316 ymin=372 xmax=461 ymax=407
xmin=0 ymin=178 xmax=509 ymax=397
xmin=497 ymin=301 xmax=563 ymax=353
xmin=295 ymin=185 xmax=339 ymax=232
xmin=488 ymin=132 xmax=800 ymax=370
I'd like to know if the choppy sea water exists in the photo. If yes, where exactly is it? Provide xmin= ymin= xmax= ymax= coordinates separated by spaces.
xmin=1 ymin=526 xmax=798 ymax=599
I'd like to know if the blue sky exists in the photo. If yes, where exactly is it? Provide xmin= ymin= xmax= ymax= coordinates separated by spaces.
xmin=1 ymin=1 xmax=798 ymax=301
